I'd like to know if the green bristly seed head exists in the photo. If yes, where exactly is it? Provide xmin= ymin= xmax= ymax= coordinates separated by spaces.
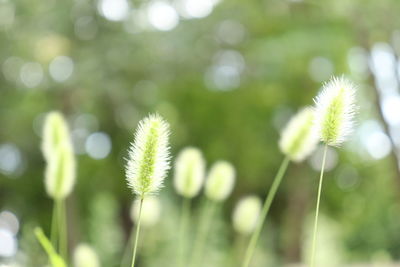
xmin=314 ymin=76 xmax=357 ymax=146
xmin=126 ymin=114 xmax=171 ymax=197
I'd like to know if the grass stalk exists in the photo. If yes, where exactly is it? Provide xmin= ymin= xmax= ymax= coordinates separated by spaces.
xmin=178 ymin=197 xmax=191 ymax=267
xmin=131 ymin=197 xmax=144 ymax=267
xmin=57 ymin=199 xmax=67 ymax=261
xmin=309 ymin=144 xmax=328 ymax=267
xmin=242 ymin=156 xmax=290 ymax=267
xmin=51 ymin=201 xmax=58 ymax=250
xmin=190 ymin=199 xmax=217 ymax=267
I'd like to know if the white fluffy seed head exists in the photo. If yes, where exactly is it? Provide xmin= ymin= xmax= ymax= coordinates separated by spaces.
xmin=205 ymin=161 xmax=236 ymax=202
xmin=125 ymin=114 xmax=171 ymax=196
xmin=73 ymin=244 xmax=100 ymax=267
xmin=279 ymin=107 xmax=319 ymax=162
xmin=42 ymin=111 xmax=76 ymax=200
xmin=232 ymin=195 xmax=262 ymax=235
xmin=314 ymin=76 xmax=357 ymax=146
xmin=173 ymin=147 xmax=206 ymax=198
xmin=130 ymin=196 xmax=161 ymax=227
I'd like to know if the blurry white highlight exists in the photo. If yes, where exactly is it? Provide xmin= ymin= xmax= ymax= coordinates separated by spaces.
xmin=0 ymin=229 xmax=17 ymax=257
xmin=98 ymin=0 xmax=129 ymax=21
xmin=73 ymin=244 xmax=100 ymax=267
xmin=49 ymin=56 xmax=74 ymax=82
xmin=85 ymin=132 xmax=112 ymax=159
xmin=131 ymin=196 xmax=161 ymax=227
xmin=181 ymin=0 xmax=219 ymax=19
xmin=147 ymin=1 xmax=179 ymax=31
xmin=0 ymin=143 xmax=22 ymax=176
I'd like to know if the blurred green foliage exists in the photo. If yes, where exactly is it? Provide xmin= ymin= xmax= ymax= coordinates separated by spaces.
xmin=1 ymin=0 xmax=400 ymax=265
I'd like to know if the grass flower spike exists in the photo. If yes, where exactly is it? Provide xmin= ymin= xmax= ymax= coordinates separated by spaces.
xmin=205 ymin=161 xmax=236 ymax=201
xmin=279 ymin=107 xmax=319 ymax=162
xmin=174 ymin=147 xmax=206 ymax=198
xmin=310 ymin=76 xmax=357 ymax=267
xmin=42 ymin=112 xmax=72 ymax=161
xmin=232 ymin=196 xmax=262 ymax=235
xmin=126 ymin=114 xmax=171 ymax=197
xmin=41 ymin=111 xmax=75 ymax=259
xmin=45 ymin=144 xmax=76 ymax=200
xmin=314 ymin=76 xmax=356 ymax=146
xmin=42 ymin=112 xmax=76 ymax=200
xmin=125 ymin=114 xmax=171 ymax=267
xmin=73 ymin=244 xmax=100 ymax=267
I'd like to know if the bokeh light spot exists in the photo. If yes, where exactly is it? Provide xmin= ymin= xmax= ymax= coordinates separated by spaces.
xmin=0 ymin=144 xmax=22 ymax=177
xmin=364 ymin=131 xmax=391 ymax=160
xmin=98 ymin=0 xmax=129 ymax=21
xmin=20 ymin=62 xmax=43 ymax=88
xmin=181 ymin=0 xmax=218 ymax=19
xmin=382 ymin=95 xmax=400 ymax=126
xmin=309 ymin=145 xmax=338 ymax=172
xmin=0 ymin=229 xmax=17 ymax=257
xmin=147 ymin=1 xmax=179 ymax=31
xmin=0 ymin=211 xmax=19 ymax=235
xmin=49 ymin=56 xmax=74 ymax=83
xmin=85 ymin=132 xmax=112 ymax=159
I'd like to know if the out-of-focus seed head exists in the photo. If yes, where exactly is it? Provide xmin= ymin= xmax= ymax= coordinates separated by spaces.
xmin=42 ymin=112 xmax=71 ymax=160
xmin=232 ymin=195 xmax=262 ymax=235
xmin=44 ymin=144 xmax=76 ymax=199
xmin=279 ymin=107 xmax=319 ymax=162
xmin=173 ymin=147 xmax=206 ymax=198
xmin=42 ymin=111 xmax=76 ymax=200
xmin=73 ymin=244 xmax=100 ymax=267
xmin=205 ymin=161 xmax=236 ymax=202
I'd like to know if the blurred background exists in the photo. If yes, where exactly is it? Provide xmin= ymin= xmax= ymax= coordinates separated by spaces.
xmin=1 ymin=0 xmax=400 ymax=266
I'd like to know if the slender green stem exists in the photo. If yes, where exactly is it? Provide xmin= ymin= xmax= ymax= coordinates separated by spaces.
xmin=190 ymin=199 xmax=217 ymax=267
xmin=242 ymin=156 xmax=290 ymax=267
xmin=57 ymin=199 xmax=67 ymax=261
xmin=131 ymin=197 xmax=144 ymax=267
xmin=178 ymin=197 xmax=191 ymax=267
xmin=309 ymin=144 xmax=328 ymax=267
xmin=35 ymin=227 xmax=67 ymax=267
xmin=51 ymin=201 xmax=58 ymax=249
